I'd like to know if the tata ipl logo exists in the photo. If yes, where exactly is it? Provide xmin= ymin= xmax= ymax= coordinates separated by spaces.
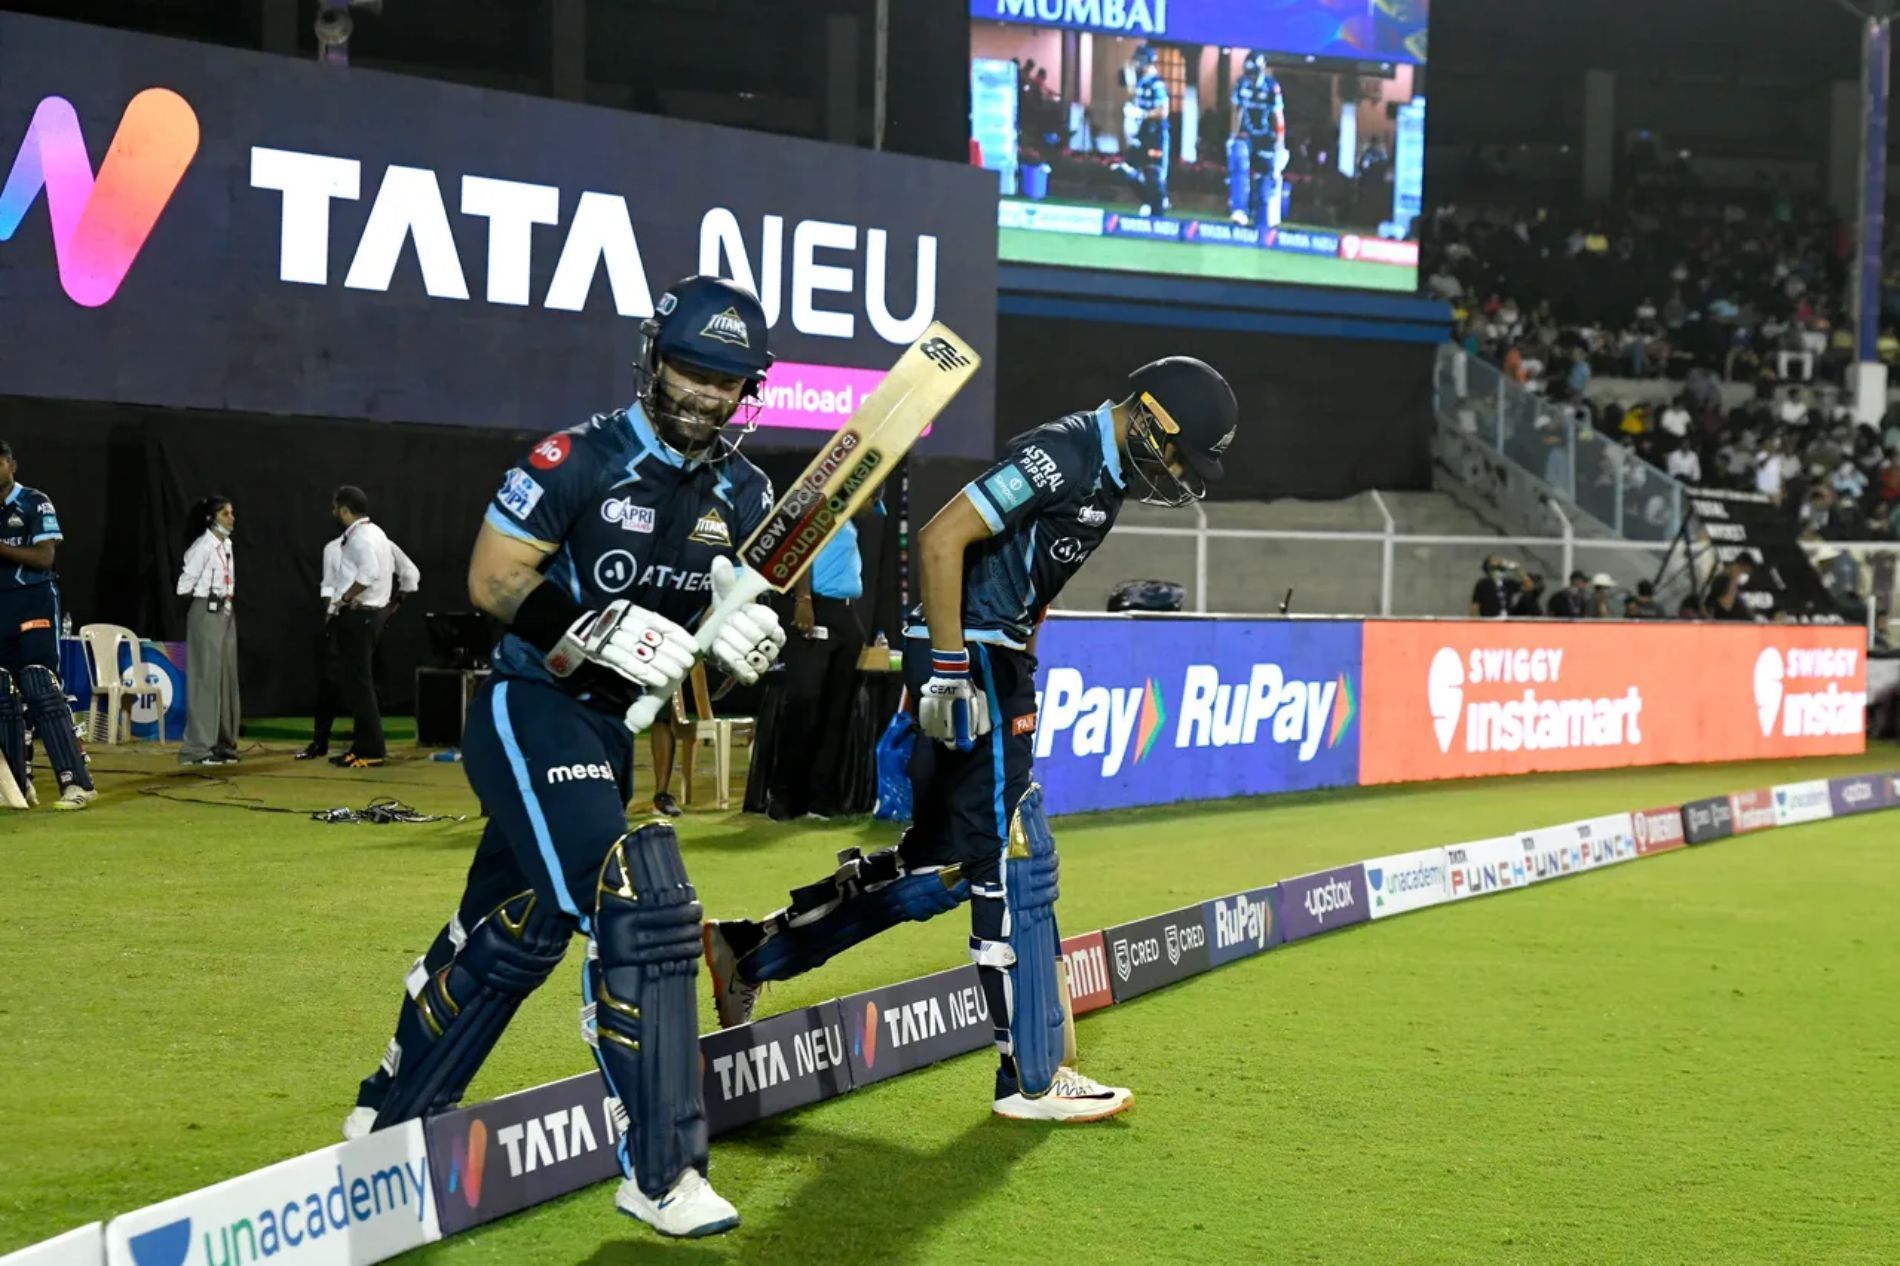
xmin=0 ymin=89 xmax=200 ymax=306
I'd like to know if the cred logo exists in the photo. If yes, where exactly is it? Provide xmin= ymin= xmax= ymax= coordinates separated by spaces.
xmin=1 ymin=88 xmax=200 ymax=306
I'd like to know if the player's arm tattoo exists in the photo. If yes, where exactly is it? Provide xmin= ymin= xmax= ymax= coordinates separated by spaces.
xmin=468 ymin=521 xmax=556 ymax=621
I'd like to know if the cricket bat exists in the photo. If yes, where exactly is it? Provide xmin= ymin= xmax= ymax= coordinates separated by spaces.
xmin=624 ymin=321 xmax=981 ymax=730
xmin=0 ymin=754 xmax=27 ymax=810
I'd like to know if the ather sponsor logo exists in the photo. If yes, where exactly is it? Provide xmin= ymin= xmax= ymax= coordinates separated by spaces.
xmin=2 ymin=88 xmax=201 ymax=306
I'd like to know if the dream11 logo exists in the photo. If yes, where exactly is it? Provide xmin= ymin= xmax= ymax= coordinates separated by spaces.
xmin=1 ymin=88 xmax=200 ymax=306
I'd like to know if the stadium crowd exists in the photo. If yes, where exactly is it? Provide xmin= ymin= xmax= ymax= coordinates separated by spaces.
xmin=1425 ymin=193 xmax=1900 ymax=546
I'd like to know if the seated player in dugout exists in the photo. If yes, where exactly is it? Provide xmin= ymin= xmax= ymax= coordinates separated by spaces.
xmin=705 ymin=356 xmax=1238 ymax=1122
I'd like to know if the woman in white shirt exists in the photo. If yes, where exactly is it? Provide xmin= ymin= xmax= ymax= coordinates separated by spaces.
xmin=175 ymin=495 xmax=241 ymax=765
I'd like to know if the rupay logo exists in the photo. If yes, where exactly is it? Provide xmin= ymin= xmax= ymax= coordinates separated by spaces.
xmin=1035 ymin=663 xmax=1351 ymax=778
xmin=1 ymin=89 xmax=200 ymax=306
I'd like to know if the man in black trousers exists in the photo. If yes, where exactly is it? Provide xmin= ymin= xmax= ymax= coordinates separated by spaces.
xmin=326 ymin=486 xmax=393 ymax=768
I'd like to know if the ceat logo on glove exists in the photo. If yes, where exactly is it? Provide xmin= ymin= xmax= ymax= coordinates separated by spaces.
xmin=530 ymin=435 xmax=571 ymax=469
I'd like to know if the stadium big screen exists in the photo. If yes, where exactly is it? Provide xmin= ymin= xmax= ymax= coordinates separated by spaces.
xmin=970 ymin=0 xmax=1429 ymax=292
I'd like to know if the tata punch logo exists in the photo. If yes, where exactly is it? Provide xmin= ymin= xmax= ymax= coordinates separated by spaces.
xmin=1 ymin=89 xmax=200 ymax=306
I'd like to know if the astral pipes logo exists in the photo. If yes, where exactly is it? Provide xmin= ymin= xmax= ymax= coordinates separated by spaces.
xmin=1 ymin=89 xmax=200 ymax=306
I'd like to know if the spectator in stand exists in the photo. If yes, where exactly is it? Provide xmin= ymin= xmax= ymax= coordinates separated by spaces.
xmin=1708 ymin=558 xmax=1757 ymax=621
xmin=1510 ymin=571 xmax=1547 ymax=617
xmin=1470 ymin=555 xmax=1512 ymax=617
xmin=1630 ymin=579 xmax=1664 ymax=618
xmin=1546 ymin=570 xmax=1592 ymax=618
xmin=1588 ymin=573 xmax=1617 ymax=618
xmin=1755 ymin=440 xmax=1786 ymax=503
xmin=1666 ymin=435 xmax=1702 ymax=484
xmin=1659 ymin=396 xmax=1692 ymax=441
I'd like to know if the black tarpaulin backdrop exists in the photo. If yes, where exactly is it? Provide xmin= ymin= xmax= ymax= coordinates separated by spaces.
xmin=0 ymin=396 xmax=906 ymax=717
xmin=994 ymin=314 xmax=1433 ymax=501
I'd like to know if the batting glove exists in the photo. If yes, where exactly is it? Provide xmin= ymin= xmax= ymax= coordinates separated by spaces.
xmin=703 ymin=556 xmax=786 ymax=686
xmin=917 ymin=648 xmax=991 ymax=751
xmin=545 ymin=600 xmax=697 ymax=697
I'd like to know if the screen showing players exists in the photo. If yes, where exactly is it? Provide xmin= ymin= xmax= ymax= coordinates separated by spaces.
xmin=970 ymin=0 xmax=1429 ymax=292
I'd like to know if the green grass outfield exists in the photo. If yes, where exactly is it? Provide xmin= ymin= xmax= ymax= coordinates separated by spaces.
xmin=5 ymin=741 xmax=1899 ymax=1263
xmin=999 ymin=223 xmax=1412 ymax=290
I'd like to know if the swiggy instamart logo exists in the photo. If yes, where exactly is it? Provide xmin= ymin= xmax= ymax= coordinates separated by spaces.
xmin=0 ymin=89 xmax=199 ymax=307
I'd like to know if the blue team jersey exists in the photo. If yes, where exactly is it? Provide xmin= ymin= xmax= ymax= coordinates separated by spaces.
xmin=907 ymin=405 xmax=1127 ymax=650
xmin=483 ymin=403 xmax=773 ymax=701
xmin=0 ymin=483 xmax=62 ymax=590
xmin=1134 ymin=71 xmax=1168 ymax=114
xmin=1233 ymin=73 xmax=1282 ymax=138
xmin=810 ymin=522 xmax=862 ymax=601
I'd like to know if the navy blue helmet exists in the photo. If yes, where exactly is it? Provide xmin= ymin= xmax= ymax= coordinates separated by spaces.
xmin=638 ymin=275 xmax=773 ymax=457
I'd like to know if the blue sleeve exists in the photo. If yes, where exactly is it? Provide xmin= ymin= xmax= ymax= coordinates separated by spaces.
xmin=487 ymin=432 xmax=592 ymax=545
xmin=961 ymin=428 xmax=1090 ymax=537
xmin=29 ymin=494 xmax=62 ymax=544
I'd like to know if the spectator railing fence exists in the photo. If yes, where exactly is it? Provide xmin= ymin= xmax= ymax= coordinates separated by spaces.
xmin=1435 ymin=343 xmax=1687 ymax=541
xmin=1112 ymin=506 xmax=1899 ymax=647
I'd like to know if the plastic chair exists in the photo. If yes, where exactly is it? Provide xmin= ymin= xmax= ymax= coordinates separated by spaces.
xmin=78 ymin=624 xmax=140 ymax=745
xmin=671 ymin=664 xmax=754 ymax=811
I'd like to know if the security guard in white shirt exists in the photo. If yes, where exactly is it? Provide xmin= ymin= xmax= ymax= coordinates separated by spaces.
xmin=326 ymin=485 xmax=396 ymax=768
xmin=175 ymin=494 xmax=241 ymax=765
xmin=301 ymin=514 xmax=421 ymax=762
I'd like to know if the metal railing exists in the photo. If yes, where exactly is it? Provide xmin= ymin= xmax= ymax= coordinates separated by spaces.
xmin=1109 ymin=511 xmax=1900 ymax=647
xmin=1434 ymin=343 xmax=1686 ymax=542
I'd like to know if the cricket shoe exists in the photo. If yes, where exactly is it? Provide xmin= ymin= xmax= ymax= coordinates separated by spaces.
xmin=1230 ymin=209 xmax=1250 ymax=227
xmin=993 ymin=1066 xmax=1133 ymax=1123
xmin=53 ymin=785 xmax=96 ymax=811
xmin=703 ymin=922 xmax=762 ymax=1030
xmin=615 ymin=1168 xmax=739 ymax=1239
xmin=341 ymin=1107 xmax=378 ymax=1141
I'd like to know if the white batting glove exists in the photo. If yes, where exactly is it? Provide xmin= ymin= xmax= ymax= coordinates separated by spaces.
xmin=702 ymin=556 xmax=785 ymax=686
xmin=545 ymin=600 xmax=696 ymax=697
xmin=916 ymin=648 xmax=992 ymax=751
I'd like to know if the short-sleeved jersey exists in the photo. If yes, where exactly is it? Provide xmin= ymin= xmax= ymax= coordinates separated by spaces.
xmin=908 ymin=405 xmax=1127 ymax=650
xmin=1233 ymin=73 xmax=1283 ymax=139
xmin=0 ymin=483 xmax=62 ymax=590
xmin=1134 ymin=71 xmax=1168 ymax=115
xmin=483 ymin=403 xmax=773 ymax=705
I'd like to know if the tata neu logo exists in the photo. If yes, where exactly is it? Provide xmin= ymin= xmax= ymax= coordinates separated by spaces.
xmin=447 ymin=1119 xmax=490 ymax=1209
xmin=1 ymin=89 xmax=200 ymax=306
xmin=1753 ymin=647 xmax=1864 ymax=738
xmin=1425 ymin=645 xmax=1642 ymax=756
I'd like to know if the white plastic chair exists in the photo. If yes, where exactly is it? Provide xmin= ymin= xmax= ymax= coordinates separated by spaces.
xmin=672 ymin=664 xmax=754 ymax=811
xmin=78 ymin=624 xmax=140 ymax=745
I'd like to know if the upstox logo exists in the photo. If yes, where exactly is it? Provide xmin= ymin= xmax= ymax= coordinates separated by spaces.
xmin=124 ymin=1158 xmax=430 ymax=1266
xmin=1 ymin=88 xmax=200 ymax=306
xmin=1035 ymin=663 xmax=1354 ymax=778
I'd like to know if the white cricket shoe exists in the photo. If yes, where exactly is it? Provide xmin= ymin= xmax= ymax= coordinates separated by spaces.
xmin=1230 ymin=209 xmax=1251 ymax=227
xmin=703 ymin=922 xmax=762 ymax=1030
xmin=1136 ymin=203 xmax=1153 ymax=217
xmin=52 ymin=785 xmax=95 ymax=811
xmin=341 ymin=1107 xmax=378 ymax=1141
xmin=615 ymin=1168 xmax=740 ymax=1238
xmin=993 ymin=1066 xmax=1133 ymax=1123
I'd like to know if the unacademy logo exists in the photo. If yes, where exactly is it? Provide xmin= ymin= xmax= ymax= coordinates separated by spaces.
xmin=126 ymin=1158 xmax=430 ymax=1266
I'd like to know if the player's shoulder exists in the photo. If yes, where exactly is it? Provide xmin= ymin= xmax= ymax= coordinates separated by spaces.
xmin=1003 ymin=411 xmax=1106 ymax=486
xmin=17 ymin=484 xmax=54 ymax=511
xmin=519 ymin=411 xmax=628 ymax=478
